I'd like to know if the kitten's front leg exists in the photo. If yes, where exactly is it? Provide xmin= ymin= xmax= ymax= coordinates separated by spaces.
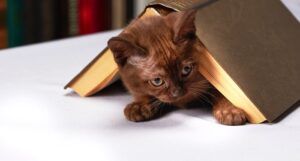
xmin=124 ymin=96 xmax=162 ymax=122
xmin=212 ymin=96 xmax=247 ymax=125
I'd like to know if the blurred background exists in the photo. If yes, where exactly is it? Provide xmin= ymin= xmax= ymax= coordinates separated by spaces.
xmin=0 ymin=0 xmax=152 ymax=49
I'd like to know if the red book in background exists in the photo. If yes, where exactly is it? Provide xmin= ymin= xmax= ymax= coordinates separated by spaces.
xmin=78 ymin=0 xmax=111 ymax=35
xmin=0 ymin=0 xmax=7 ymax=48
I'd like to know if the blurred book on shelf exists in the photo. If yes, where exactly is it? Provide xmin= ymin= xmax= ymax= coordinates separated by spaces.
xmin=78 ymin=0 xmax=111 ymax=34
xmin=111 ymin=0 xmax=135 ymax=29
xmin=0 ymin=0 xmax=7 ymax=48
xmin=0 ymin=0 xmax=150 ymax=49
xmin=68 ymin=0 xmax=79 ymax=36
xmin=7 ymin=0 xmax=23 ymax=47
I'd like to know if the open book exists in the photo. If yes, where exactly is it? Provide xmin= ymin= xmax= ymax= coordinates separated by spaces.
xmin=65 ymin=0 xmax=300 ymax=124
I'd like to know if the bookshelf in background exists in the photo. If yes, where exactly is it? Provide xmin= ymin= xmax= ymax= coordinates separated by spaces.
xmin=1 ymin=0 xmax=152 ymax=49
xmin=22 ymin=0 xmax=59 ymax=44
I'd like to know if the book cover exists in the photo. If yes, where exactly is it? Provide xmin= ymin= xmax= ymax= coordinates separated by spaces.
xmin=193 ymin=0 xmax=300 ymax=122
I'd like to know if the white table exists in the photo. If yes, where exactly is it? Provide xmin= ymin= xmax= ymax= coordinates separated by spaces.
xmin=0 ymin=1 xmax=299 ymax=161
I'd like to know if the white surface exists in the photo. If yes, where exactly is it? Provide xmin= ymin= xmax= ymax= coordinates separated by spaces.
xmin=0 ymin=1 xmax=300 ymax=161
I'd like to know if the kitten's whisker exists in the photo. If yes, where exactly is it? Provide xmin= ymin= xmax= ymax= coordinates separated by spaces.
xmin=188 ymin=83 xmax=215 ymax=105
xmin=200 ymin=94 xmax=214 ymax=105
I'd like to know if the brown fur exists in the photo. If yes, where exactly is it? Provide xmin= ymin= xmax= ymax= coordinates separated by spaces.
xmin=108 ymin=10 xmax=247 ymax=125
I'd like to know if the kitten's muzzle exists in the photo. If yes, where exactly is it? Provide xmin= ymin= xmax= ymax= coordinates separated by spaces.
xmin=171 ymin=88 xmax=184 ymax=98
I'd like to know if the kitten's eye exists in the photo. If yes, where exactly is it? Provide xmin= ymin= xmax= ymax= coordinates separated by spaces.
xmin=150 ymin=77 xmax=164 ymax=87
xmin=182 ymin=64 xmax=193 ymax=76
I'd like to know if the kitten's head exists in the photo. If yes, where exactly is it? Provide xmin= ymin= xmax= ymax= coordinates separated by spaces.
xmin=108 ymin=10 xmax=210 ymax=104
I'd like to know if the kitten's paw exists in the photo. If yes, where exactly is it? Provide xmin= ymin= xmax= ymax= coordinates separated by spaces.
xmin=124 ymin=102 xmax=159 ymax=122
xmin=213 ymin=107 xmax=247 ymax=126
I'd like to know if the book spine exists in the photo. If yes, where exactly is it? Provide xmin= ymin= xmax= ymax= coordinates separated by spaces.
xmin=22 ymin=0 xmax=34 ymax=44
xmin=0 ymin=0 xmax=7 ymax=48
xmin=126 ymin=0 xmax=134 ymax=24
xmin=40 ymin=0 xmax=56 ymax=41
xmin=22 ymin=0 xmax=41 ymax=44
xmin=78 ymin=0 xmax=109 ymax=34
xmin=68 ymin=0 xmax=79 ymax=36
xmin=111 ymin=0 xmax=126 ymax=29
xmin=100 ymin=0 xmax=112 ymax=31
xmin=53 ymin=0 xmax=69 ymax=39
xmin=34 ymin=0 xmax=42 ymax=42
xmin=79 ymin=0 xmax=95 ymax=34
xmin=7 ymin=0 xmax=24 ymax=47
xmin=94 ymin=0 xmax=106 ymax=31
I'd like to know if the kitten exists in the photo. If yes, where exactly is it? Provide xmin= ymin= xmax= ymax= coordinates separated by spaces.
xmin=108 ymin=10 xmax=247 ymax=125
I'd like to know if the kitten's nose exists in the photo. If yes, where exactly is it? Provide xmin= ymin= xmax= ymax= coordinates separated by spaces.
xmin=171 ymin=88 xmax=183 ymax=98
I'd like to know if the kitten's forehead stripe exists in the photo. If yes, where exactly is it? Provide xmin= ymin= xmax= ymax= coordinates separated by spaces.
xmin=142 ymin=18 xmax=182 ymax=85
xmin=128 ymin=16 xmax=185 ymax=85
xmin=153 ymin=35 xmax=176 ymax=79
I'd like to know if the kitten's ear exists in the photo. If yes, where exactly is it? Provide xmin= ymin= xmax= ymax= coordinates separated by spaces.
xmin=168 ymin=9 xmax=197 ymax=44
xmin=108 ymin=35 xmax=145 ymax=66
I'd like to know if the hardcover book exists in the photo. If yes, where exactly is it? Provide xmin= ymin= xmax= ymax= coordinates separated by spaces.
xmin=65 ymin=0 xmax=300 ymax=124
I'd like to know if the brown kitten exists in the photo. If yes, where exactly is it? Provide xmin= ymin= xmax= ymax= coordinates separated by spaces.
xmin=108 ymin=10 xmax=247 ymax=125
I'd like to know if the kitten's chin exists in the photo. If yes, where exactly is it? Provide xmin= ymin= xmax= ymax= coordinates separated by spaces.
xmin=158 ymin=96 xmax=183 ymax=104
xmin=157 ymin=97 xmax=174 ymax=104
xmin=158 ymin=93 xmax=196 ymax=105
